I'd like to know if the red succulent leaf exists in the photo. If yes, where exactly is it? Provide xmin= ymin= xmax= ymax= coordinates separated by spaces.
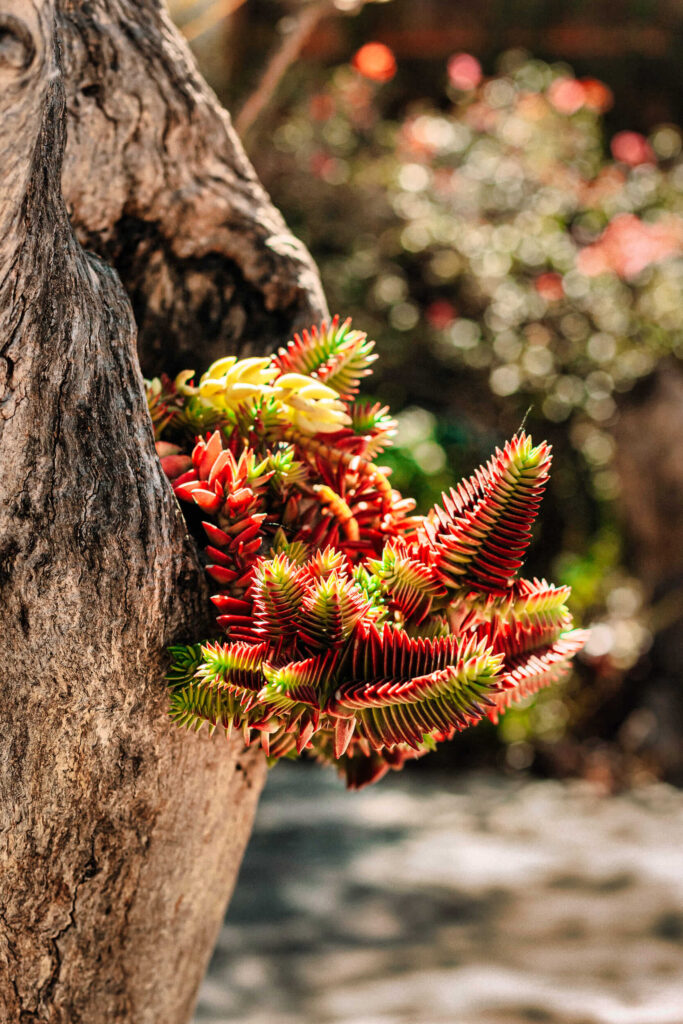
xmin=489 ymin=630 xmax=589 ymax=722
xmin=160 ymin=454 xmax=193 ymax=479
xmin=191 ymin=488 xmax=222 ymax=514
xmin=202 ymin=521 xmax=232 ymax=547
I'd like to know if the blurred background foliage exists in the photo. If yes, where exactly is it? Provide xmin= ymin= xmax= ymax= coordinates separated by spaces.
xmin=170 ymin=0 xmax=683 ymax=788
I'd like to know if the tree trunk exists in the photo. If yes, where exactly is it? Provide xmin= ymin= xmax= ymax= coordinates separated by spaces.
xmin=0 ymin=2 xmax=325 ymax=1021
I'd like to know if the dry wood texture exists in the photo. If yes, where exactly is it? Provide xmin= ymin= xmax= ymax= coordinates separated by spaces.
xmin=0 ymin=2 xmax=326 ymax=1021
xmin=59 ymin=0 xmax=327 ymax=376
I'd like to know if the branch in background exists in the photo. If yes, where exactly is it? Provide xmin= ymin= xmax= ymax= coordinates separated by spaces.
xmin=236 ymin=0 xmax=336 ymax=137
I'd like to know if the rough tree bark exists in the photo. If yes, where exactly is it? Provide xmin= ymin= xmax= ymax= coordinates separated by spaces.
xmin=0 ymin=2 xmax=326 ymax=1022
xmin=59 ymin=0 xmax=327 ymax=375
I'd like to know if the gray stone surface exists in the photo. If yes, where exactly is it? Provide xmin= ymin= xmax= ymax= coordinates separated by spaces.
xmin=195 ymin=765 xmax=683 ymax=1024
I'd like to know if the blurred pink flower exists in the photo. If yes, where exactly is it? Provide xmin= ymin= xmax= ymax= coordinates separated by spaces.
xmin=426 ymin=300 xmax=457 ymax=329
xmin=534 ymin=273 xmax=565 ymax=301
xmin=579 ymin=166 xmax=626 ymax=205
xmin=464 ymin=100 xmax=499 ymax=133
xmin=309 ymin=150 xmax=335 ymax=179
xmin=577 ymin=213 xmax=682 ymax=278
xmin=447 ymin=53 xmax=482 ymax=91
xmin=610 ymin=131 xmax=655 ymax=166
xmin=580 ymin=78 xmax=613 ymax=113
xmin=516 ymin=92 xmax=549 ymax=122
xmin=548 ymin=78 xmax=585 ymax=115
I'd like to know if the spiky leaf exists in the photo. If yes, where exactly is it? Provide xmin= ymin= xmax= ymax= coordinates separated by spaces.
xmin=261 ymin=654 xmax=334 ymax=709
xmin=369 ymin=540 xmax=445 ymax=624
xmin=195 ymin=641 xmax=269 ymax=711
xmin=491 ymin=630 xmax=589 ymax=722
xmin=425 ymin=433 xmax=551 ymax=596
xmin=334 ymin=631 xmax=502 ymax=750
xmin=298 ymin=572 xmax=369 ymax=649
xmin=170 ymin=681 xmax=252 ymax=735
xmin=274 ymin=316 xmax=376 ymax=399
xmin=251 ymin=554 xmax=307 ymax=645
xmin=167 ymin=643 xmax=205 ymax=693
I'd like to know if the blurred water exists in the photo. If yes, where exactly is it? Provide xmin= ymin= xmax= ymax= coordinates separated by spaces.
xmin=194 ymin=764 xmax=683 ymax=1024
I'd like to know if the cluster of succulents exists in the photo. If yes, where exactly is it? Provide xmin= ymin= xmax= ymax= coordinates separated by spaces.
xmin=149 ymin=317 xmax=585 ymax=787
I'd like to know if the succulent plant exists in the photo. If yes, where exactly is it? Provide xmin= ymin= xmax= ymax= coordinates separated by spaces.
xmin=149 ymin=316 xmax=586 ymax=787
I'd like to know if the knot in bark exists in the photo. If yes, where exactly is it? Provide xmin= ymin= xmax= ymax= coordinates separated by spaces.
xmin=0 ymin=13 xmax=36 ymax=73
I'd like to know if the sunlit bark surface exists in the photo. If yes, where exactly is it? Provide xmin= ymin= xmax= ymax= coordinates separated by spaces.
xmin=0 ymin=2 xmax=325 ymax=1020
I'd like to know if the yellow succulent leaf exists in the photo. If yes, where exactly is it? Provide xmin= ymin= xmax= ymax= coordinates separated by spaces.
xmin=275 ymin=374 xmax=340 ymax=401
xmin=287 ymin=397 xmax=347 ymax=422
xmin=231 ymin=357 xmax=278 ymax=383
xmin=198 ymin=378 xmax=229 ymax=397
xmin=229 ymin=382 xmax=274 ymax=401
xmin=296 ymin=382 xmax=341 ymax=401
xmin=203 ymin=356 xmax=237 ymax=380
xmin=175 ymin=369 xmax=198 ymax=395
